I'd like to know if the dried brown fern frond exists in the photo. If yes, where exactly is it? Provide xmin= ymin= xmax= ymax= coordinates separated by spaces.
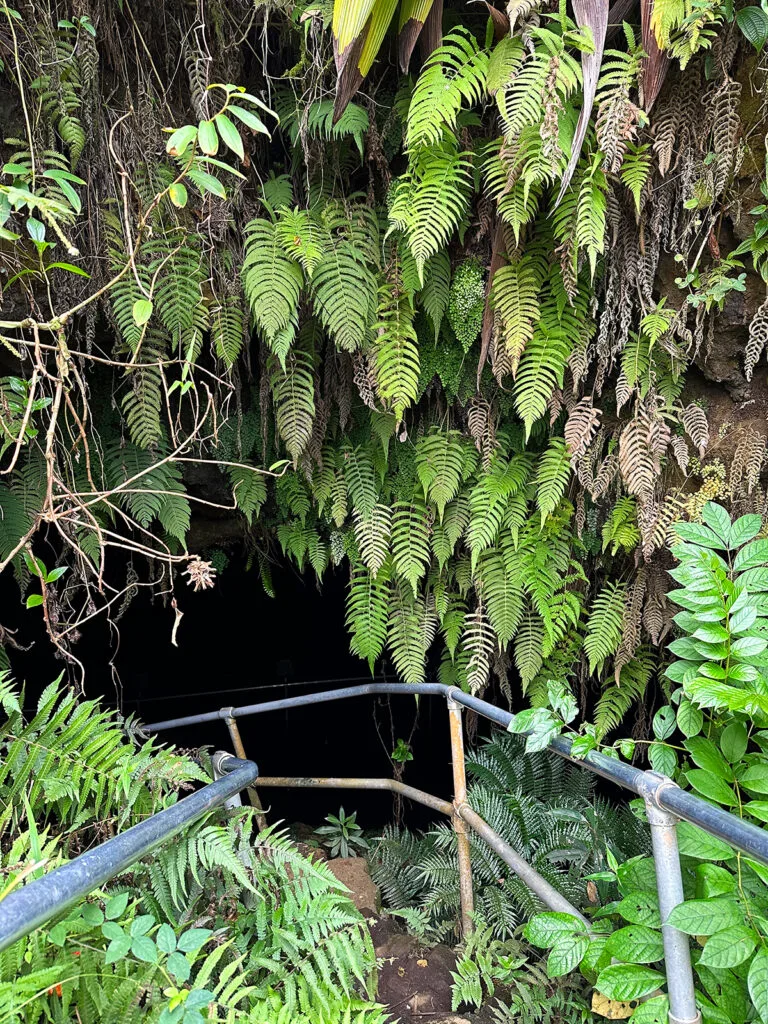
xmin=565 ymin=396 xmax=601 ymax=461
xmin=614 ymin=566 xmax=646 ymax=680
xmin=619 ymin=400 xmax=669 ymax=498
xmin=730 ymin=427 xmax=767 ymax=496
xmin=745 ymin=298 xmax=768 ymax=382
xmin=682 ymin=403 xmax=709 ymax=457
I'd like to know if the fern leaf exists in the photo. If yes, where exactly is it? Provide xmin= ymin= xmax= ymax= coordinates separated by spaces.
xmin=242 ymin=218 xmax=304 ymax=343
xmin=534 ymin=438 xmax=571 ymax=526
xmin=406 ymin=27 xmax=489 ymax=149
xmin=373 ymin=282 xmax=420 ymax=421
xmin=391 ymin=495 xmax=431 ymax=594
xmin=584 ymin=581 xmax=626 ymax=675
xmin=270 ymin=349 xmax=316 ymax=466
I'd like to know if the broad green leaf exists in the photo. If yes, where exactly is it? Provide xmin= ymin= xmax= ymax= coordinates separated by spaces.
xmin=739 ymin=765 xmax=768 ymax=794
xmin=214 ymin=113 xmax=244 ymax=159
xmin=734 ymin=539 xmax=768 ymax=572
xmin=157 ymin=923 xmax=177 ymax=953
xmin=737 ymin=5 xmax=768 ymax=50
xmin=684 ymin=770 xmax=741 ymax=806
xmin=525 ymin=912 xmax=583 ymax=946
xmin=673 ymin=522 xmax=726 ymax=548
xmin=105 ymin=935 xmax=132 ymax=963
xmin=166 ymin=124 xmax=198 ymax=156
xmin=169 ymin=182 xmax=188 ymax=208
xmin=596 ymin=964 xmax=665 ymax=1001
xmin=684 ymin=737 xmax=734 ymax=780
xmin=228 ymin=104 xmax=271 ymax=135
xmin=102 ymin=921 xmax=124 ymax=941
xmin=699 ymin=925 xmax=757 ymax=968
xmin=701 ymin=503 xmax=732 ymax=543
xmin=652 ymin=705 xmax=676 ymax=740
xmin=606 ymin=925 xmax=664 ymax=964
xmin=131 ymin=935 xmax=158 ymax=962
xmin=729 ymin=513 xmax=762 ymax=547
xmin=105 ymin=892 xmax=129 ymax=919
xmin=649 ymin=743 xmax=677 ymax=777
xmin=721 ymin=721 xmax=748 ymax=762
xmin=677 ymin=701 xmax=703 ymax=737
xmin=695 ymin=862 xmax=736 ymax=898
xmin=167 ymin=950 xmax=192 ymax=981
xmin=130 ymin=914 xmax=155 ymax=937
xmin=666 ymin=897 xmax=742 ymax=935
xmin=81 ymin=902 xmax=104 ymax=926
xmin=630 ymin=995 xmax=669 ymax=1024
xmin=176 ymin=927 xmax=213 ymax=952
xmin=677 ymin=822 xmax=735 ymax=862
xmin=731 ymin=635 xmax=768 ymax=657
xmin=197 ymin=119 xmax=219 ymax=155
xmin=745 ymin=800 xmax=768 ymax=823
xmin=25 ymin=594 xmax=43 ymax=608
xmin=616 ymin=892 xmax=661 ymax=927
xmin=132 ymin=299 xmax=153 ymax=326
xmin=186 ymin=167 xmax=227 ymax=199
xmin=547 ymin=932 xmax=589 ymax=976
xmin=749 ymin=948 xmax=768 ymax=1024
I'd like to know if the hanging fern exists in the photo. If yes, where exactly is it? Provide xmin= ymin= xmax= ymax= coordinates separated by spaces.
xmin=242 ymin=219 xmax=304 ymax=344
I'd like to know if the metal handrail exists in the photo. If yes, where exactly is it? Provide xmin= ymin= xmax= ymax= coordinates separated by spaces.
xmin=0 ymin=753 xmax=258 ymax=954
xmin=143 ymin=680 xmax=768 ymax=1024
xmin=145 ymin=681 xmax=768 ymax=866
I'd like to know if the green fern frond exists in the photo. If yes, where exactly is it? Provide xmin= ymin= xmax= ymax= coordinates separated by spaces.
xmin=373 ymin=282 xmax=420 ymax=421
xmin=406 ymin=27 xmax=489 ymax=149
xmin=242 ymin=218 xmax=304 ymax=343
xmin=584 ymin=581 xmax=626 ymax=675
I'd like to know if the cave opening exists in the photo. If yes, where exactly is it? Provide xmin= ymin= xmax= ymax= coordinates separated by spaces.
xmin=1 ymin=560 xmax=480 ymax=830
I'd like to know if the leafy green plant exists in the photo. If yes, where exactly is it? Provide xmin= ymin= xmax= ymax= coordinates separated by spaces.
xmin=316 ymin=807 xmax=370 ymax=858
xmin=0 ymin=675 xmax=387 ymax=1021
xmin=370 ymin=730 xmax=649 ymax=941
xmin=520 ymin=501 xmax=768 ymax=1024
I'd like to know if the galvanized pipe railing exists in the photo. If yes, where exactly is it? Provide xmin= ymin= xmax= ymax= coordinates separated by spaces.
xmin=0 ymin=753 xmax=258 ymax=954
xmin=145 ymin=680 xmax=768 ymax=1024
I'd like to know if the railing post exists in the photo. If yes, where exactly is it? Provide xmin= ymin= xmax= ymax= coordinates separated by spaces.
xmin=212 ymin=751 xmax=244 ymax=811
xmin=224 ymin=712 xmax=268 ymax=829
xmin=447 ymin=695 xmax=475 ymax=937
xmin=642 ymin=776 xmax=701 ymax=1024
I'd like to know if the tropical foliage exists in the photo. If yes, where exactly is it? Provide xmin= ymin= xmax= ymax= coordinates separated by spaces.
xmin=369 ymin=729 xmax=650 ymax=941
xmin=0 ymin=674 xmax=387 ymax=1022
xmin=0 ymin=0 xmax=766 ymax=724
xmin=516 ymin=503 xmax=768 ymax=1024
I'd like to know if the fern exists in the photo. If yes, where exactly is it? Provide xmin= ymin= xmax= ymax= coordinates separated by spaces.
xmin=353 ymin=504 xmax=391 ymax=578
xmin=371 ymin=730 xmax=649 ymax=940
xmin=406 ymin=28 xmax=489 ymax=149
xmin=211 ymin=294 xmax=245 ymax=368
xmin=373 ymin=282 xmax=420 ymax=420
xmin=620 ymin=143 xmax=652 ymax=215
xmin=490 ymin=256 xmax=542 ymax=378
xmin=229 ymin=465 xmax=267 ymax=524
xmin=242 ymin=219 xmax=304 ymax=344
xmin=415 ymin=429 xmax=467 ymax=519
xmin=584 ymin=581 xmax=626 ymax=674
xmin=419 ymin=251 xmax=451 ymax=340
xmin=513 ymin=326 xmax=571 ymax=439
xmin=311 ymin=238 xmax=377 ymax=352
xmin=391 ymin=495 xmax=431 ymax=594
xmin=270 ymin=349 xmax=316 ymax=465
xmin=594 ymin=649 xmax=653 ymax=739
xmin=389 ymin=141 xmax=473 ymax=279
xmin=534 ymin=438 xmax=571 ymax=526
xmin=346 ymin=562 xmax=390 ymax=671
xmin=388 ymin=580 xmax=430 ymax=683
xmin=275 ymin=207 xmax=329 ymax=276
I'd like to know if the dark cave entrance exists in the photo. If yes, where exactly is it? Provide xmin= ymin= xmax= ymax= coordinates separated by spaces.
xmin=1 ymin=559 xmax=492 ymax=831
